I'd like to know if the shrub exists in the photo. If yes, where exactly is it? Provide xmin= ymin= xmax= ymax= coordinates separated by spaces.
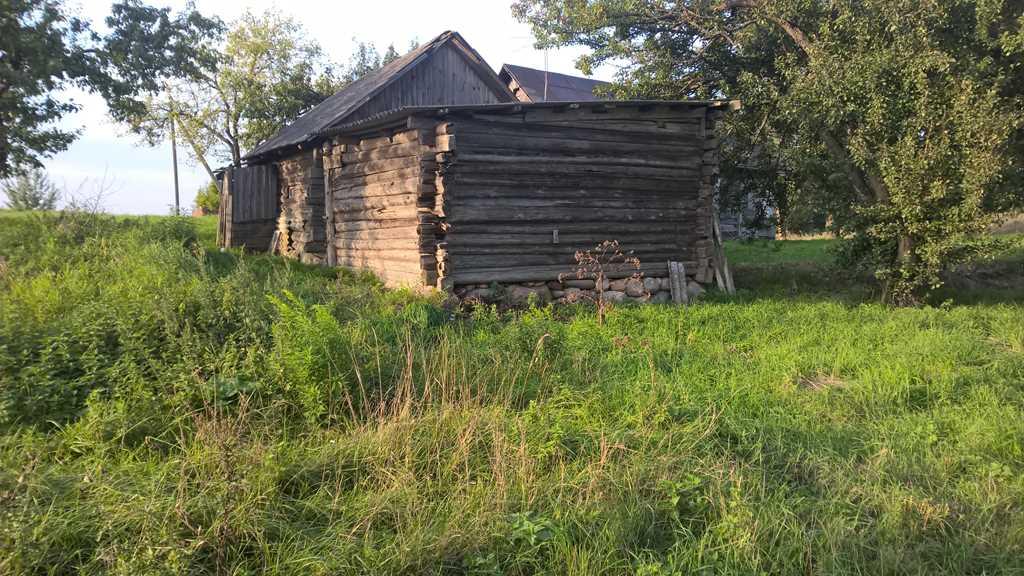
xmin=194 ymin=181 xmax=220 ymax=214
xmin=2 ymin=169 xmax=60 ymax=211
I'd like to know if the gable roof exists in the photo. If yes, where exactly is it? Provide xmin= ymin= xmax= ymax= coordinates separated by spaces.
xmin=246 ymin=31 xmax=512 ymax=160
xmin=499 ymin=64 xmax=610 ymax=102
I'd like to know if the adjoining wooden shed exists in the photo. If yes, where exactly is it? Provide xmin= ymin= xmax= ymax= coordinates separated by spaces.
xmin=240 ymin=31 xmax=515 ymax=263
xmin=316 ymin=100 xmax=737 ymax=301
xmin=216 ymin=164 xmax=279 ymax=250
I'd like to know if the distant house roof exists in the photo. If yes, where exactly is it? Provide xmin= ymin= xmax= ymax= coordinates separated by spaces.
xmin=499 ymin=64 xmax=610 ymax=103
xmin=245 ymin=31 xmax=513 ymax=161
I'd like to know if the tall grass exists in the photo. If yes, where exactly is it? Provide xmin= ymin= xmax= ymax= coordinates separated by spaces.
xmin=0 ymin=211 xmax=1022 ymax=574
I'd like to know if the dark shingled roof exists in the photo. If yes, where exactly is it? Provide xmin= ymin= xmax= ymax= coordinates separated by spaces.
xmin=499 ymin=64 xmax=610 ymax=102
xmin=246 ymin=31 xmax=508 ymax=160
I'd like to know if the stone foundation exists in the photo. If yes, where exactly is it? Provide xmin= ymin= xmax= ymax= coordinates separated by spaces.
xmin=453 ymin=276 xmax=707 ymax=306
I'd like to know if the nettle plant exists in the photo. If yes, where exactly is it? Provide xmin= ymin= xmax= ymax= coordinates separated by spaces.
xmin=561 ymin=240 xmax=643 ymax=325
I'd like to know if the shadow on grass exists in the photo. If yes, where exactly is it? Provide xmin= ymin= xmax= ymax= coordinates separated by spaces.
xmin=723 ymin=237 xmax=1024 ymax=307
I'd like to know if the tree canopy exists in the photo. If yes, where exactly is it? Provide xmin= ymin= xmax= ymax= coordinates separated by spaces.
xmin=514 ymin=0 xmax=1024 ymax=302
xmin=0 ymin=0 xmax=221 ymax=178
xmin=127 ymin=13 xmax=406 ymax=175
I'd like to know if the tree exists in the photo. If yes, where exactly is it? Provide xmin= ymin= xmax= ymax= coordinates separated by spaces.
xmin=2 ymin=169 xmax=60 ymax=210
xmin=126 ymin=11 xmax=342 ymax=171
xmin=1 ymin=1 xmax=101 ymax=177
xmin=0 ymin=0 xmax=222 ymax=178
xmin=343 ymin=41 xmax=401 ymax=83
xmin=514 ymin=0 xmax=1024 ymax=303
xmin=193 ymin=181 xmax=219 ymax=213
xmin=128 ymin=20 xmax=409 ymax=174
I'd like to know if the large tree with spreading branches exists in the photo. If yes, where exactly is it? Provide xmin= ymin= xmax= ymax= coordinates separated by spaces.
xmin=514 ymin=0 xmax=1024 ymax=303
xmin=0 ymin=0 xmax=222 ymax=177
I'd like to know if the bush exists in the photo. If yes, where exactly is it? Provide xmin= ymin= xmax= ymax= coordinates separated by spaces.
xmin=2 ymin=169 xmax=60 ymax=211
xmin=194 ymin=181 xmax=220 ymax=214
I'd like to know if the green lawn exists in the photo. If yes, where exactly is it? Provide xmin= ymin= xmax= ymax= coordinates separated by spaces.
xmin=1 ymin=212 xmax=1022 ymax=574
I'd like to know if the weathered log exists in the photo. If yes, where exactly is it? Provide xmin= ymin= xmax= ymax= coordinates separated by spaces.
xmin=444 ymin=232 xmax=695 ymax=246
xmin=333 ymin=218 xmax=422 ymax=233
xmin=445 ymin=206 xmax=697 ymax=224
xmin=334 ymin=204 xmax=421 ymax=222
xmin=355 ymin=129 xmax=427 ymax=151
xmin=341 ymin=142 xmax=432 ymax=163
xmin=443 ymin=161 xmax=700 ymax=181
xmin=340 ymin=157 xmax=434 ymax=179
xmin=448 ymin=262 xmax=693 ymax=284
xmin=452 ymin=132 xmax=701 ymax=158
xmin=449 ymin=251 xmax=698 ymax=268
xmin=445 ymin=242 xmax=689 ymax=255
xmin=333 ymin=193 xmax=419 ymax=213
xmin=330 ymin=165 xmax=434 ymax=188
xmin=441 ymin=174 xmax=701 ymax=194
xmin=443 ymin=196 xmax=698 ymax=211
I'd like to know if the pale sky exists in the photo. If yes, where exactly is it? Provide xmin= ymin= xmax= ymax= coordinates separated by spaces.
xmin=38 ymin=0 xmax=614 ymax=215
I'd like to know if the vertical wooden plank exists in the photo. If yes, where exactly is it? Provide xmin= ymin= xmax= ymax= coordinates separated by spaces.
xmin=223 ymin=168 xmax=233 ymax=247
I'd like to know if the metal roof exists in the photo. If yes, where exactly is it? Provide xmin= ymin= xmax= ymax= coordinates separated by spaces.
xmin=499 ymin=64 xmax=610 ymax=102
xmin=244 ymin=31 xmax=511 ymax=161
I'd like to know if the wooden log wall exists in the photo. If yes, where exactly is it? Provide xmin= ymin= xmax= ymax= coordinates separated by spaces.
xmin=276 ymin=150 xmax=327 ymax=263
xmin=433 ymin=104 xmax=721 ymax=287
xmin=323 ymin=128 xmax=441 ymax=287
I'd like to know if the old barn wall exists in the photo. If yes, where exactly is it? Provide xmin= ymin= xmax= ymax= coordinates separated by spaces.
xmin=218 ymin=164 xmax=278 ymax=250
xmin=432 ymin=104 xmax=721 ymax=290
xmin=323 ymin=128 xmax=440 ymax=286
xmin=276 ymin=150 xmax=326 ymax=263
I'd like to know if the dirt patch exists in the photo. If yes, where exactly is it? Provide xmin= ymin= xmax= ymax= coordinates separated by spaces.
xmin=992 ymin=213 xmax=1024 ymax=235
xmin=798 ymin=373 xmax=847 ymax=391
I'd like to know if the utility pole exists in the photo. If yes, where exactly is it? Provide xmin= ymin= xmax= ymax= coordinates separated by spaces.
xmin=543 ymin=48 xmax=549 ymax=102
xmin=170 ymin=109 xmax=180 ymax=214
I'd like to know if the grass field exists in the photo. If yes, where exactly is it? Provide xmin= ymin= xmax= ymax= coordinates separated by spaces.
xmin=1 ymin=210 xmax=1022 ymax=574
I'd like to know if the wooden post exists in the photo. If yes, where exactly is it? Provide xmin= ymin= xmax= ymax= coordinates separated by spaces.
xmin=324 ymin=145 xmax=337 ymax=267
xmin=711 ymin=211 xmax=735 ymax=294
xmin=668 ymin=261 xmax=689 ymax=305
xmin=170 ymin=113 xmax=180 ymax=215
xmin=221 ymin=168 xmax=233 ymax=248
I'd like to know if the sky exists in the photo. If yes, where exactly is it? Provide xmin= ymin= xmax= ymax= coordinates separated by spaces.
xmin=39 ymin=0 xmax=615 ymax=215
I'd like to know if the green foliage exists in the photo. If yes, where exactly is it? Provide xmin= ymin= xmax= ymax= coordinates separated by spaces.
xmin=514 ymin=0 xmax=1024 ymax=303
xmin=0 ymin=0 xmax=100 ymax=176
xmin=0 ymin=214 xmax=1022 ymax=573
xmin=0 ymin=0 xmax=221 ymax=176
xmin=193 ymin=181 xmax=219 ymax=213
xmin=1 ymin=169 xmax=60 ymax=210
xmin=343 ymin=41 xmax=400 ymax=83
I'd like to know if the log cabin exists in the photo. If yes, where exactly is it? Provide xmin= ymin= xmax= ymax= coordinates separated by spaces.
xmin=241 ymin=31 xmax=516 ymax=263
xmin=235 ymin=31 xmax=737 ymax=301
xmin=317 ymin=100 xmax=737 ymax=301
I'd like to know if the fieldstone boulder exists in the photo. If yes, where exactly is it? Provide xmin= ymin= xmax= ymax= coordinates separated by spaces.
xmin=603 ymin=290 xmax=627 ymax=303
xmin=651 ymin=290 xmax=671 ymax=303
xmin=686 ymin=281 xmax=705 ymax=300
xmin=625 ymin=277 xmax=646 ymax=297
xmin=506 ymin=284 xmax=553 ymax=306
xmin=643 ymin=277 xmax=660 ymax=292
xmin=463 ymin=287 xmax=497 ymax=302
xmin=609 ymin=278 xmax=628 ymax=291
